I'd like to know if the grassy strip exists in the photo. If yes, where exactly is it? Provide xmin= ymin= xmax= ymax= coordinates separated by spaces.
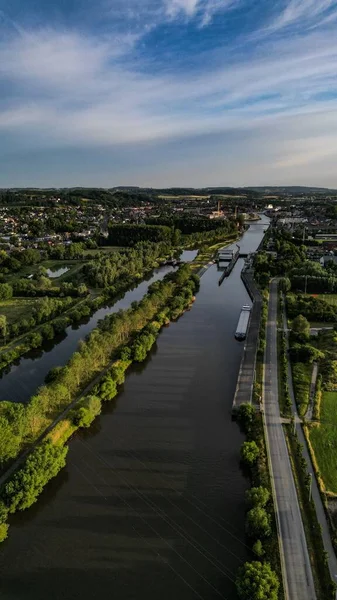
xmin=235 ymin=285 xmax=283 ymax=598
xmin=291 ymin=362 xmax=312 ymax=417
xmin=0 ymin=267 xmax=198 ymax=465
xmin=189 ymin=234 xmax=239 ymax=272
xmin=284 ymin=425 xmax=336 ymax=599
xmin=308 ymin=392 xmax=337 ymax=495
xmin=0 ymin=271 xmax=200 ymax=542
xmin=0 ymin=250 xmax=175 ymax=372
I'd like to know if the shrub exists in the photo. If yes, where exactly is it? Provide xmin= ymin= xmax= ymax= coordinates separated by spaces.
xmin=72 ymin=395 xmax=101 ymax=427
xmin=241 ymin=441 xmax=260 ymax=466
xmin=246 ymin=507 xmax=271 ymax=539
xmin=245 ymin=486 xmax=270 ymax=508
xmin=1 ymin=442 xmax=68 ymax=512
xmin=236 ymin=561 xmax=279 ymax=600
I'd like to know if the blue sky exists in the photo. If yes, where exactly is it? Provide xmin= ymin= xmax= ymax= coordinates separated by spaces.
xmin=1 ymin=0 xmax=337 ymax=187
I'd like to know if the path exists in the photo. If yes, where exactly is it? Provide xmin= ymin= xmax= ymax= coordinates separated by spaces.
xmin=282 ymin=300 xmax=337 ymax=591
xmin=264 ymin=280 xmax=316 ymax=599
xmin=306 ymin=362 xmax=318 ymax=421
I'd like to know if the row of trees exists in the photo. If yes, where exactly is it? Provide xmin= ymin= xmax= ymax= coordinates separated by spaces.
xmin=0 ymin=266 xmax=199 ymax=467
xmin=83 ymin=241 xmax=171 ymax=288
xmin=0 ymin=242 xmax=180 ymax=372
xmin=108 ymin=224 xmax=174 ymax=246
xmin=0 ymin=268 xmax=199 ymax=542
xmin=287 ymin=293 xmax=337 ymax=323
xmin=235 ymin=404 xmax=280 ymax=600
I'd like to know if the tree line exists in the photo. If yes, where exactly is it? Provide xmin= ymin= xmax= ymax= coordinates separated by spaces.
xmin=0 ymin=265 xmax=199 ymax=468
xmin=0 ymin=266 xmax=199 ymax=542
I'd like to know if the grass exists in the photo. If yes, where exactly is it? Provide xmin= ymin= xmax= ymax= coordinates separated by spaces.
xmin=189 ymin=234 xmax=239 ymax=272
xmin=292 ymin=362 xmax=312 ymax=416
xmin=285 ymin=426 xmax=336 ymax=599
xmin=309 ymin=391 xmax=337 ymax=495
xmin=0 ymin=298 xmax=39 ymax=324
xmin=304 ymin=294 xmax=337 ymax=306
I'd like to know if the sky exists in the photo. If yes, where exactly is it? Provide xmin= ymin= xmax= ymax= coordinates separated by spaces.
xmin=1 ymin=0 xmax=337 ymax=188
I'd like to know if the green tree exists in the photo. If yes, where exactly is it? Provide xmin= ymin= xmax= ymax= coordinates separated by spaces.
xmin=279 ymin=277 xmax=291 ymax=293
xmin=241 ymin=441 xmax=259 ymax=466
xmin=72 ymin=395 xmax=101 ymax=428
xmin=237 ymin=403 xmax=256 ymax=431
xmin=0 ymin=283 xmax=13 ymax=300
xmin=246 ymin=486 xmax=270 ymax=508
xmin=252 ymin=539 xmax=264 ymax=558
xmin=0 ymin=522 xmax=9 ymax=543
xmin=99 ymin=376 xmax=117 ymax=401
xmin=246 ymin=507 xmax=271 ymax=538
xmin=1 ymin=442 xmax=68 ymax=512
xmin=0 ymin=315 xmax=7 ymax=342
xmin=236 ymin=561 xmax=279 ymax=600
xmin=291 ymin=314 xmax=310 ymax=341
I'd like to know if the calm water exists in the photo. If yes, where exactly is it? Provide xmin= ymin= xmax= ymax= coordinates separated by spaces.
xmin=0 ymin=221 xmax=268 ymax=600
xmin=46 ymin=266 xmax=70 ymax=278
xmin=0 ymin=250 xmax=198 ymax=404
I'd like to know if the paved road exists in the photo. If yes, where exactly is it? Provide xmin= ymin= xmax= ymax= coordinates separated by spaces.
xmin=282 ymin=303 xmax=337 ymax=592
xmin=264 ymin=280 xmax=316 ymax=600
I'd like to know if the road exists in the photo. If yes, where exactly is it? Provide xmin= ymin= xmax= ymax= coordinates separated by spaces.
xmin=282 ymin=301 xmax=337 ymax=591
xmin=263 ymin=280 xmax=316 ymax=600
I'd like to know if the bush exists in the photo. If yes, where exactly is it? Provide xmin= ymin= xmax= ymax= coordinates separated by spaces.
xmin=241 ymin=441 xmax=260 ymax=466
xmin=72 ymin=395 xmax=101 ymax=427
xmin=252 ymin=539 xmax=265 ymax=557
xmin=245 ymin=486 xmax=270 ymax=508
xmin=246 ymin=507 xmax=271 ymax=539
xmin=1 ymin=442 xmax=68 ymax=512
xmin=237 ymin=403 xmax=256 ymax=432
xmin=236 ymin=561 xmax=279 ymax=600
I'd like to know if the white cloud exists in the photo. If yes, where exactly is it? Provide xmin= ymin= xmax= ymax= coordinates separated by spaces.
xmin=166 ymin=0 xmax=199 ymax=17
xmin=266 ymin=0 xmax=337 ymax=31
xmin=1 ymin=0 xmax=337 ymax=185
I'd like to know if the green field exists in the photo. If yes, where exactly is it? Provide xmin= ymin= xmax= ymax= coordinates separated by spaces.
xmin=306 ymin=294 xmax=337 ymax=306
xmin=291 ymin=362 xmax=312 ymax=416
xmin=0 ymin=298 xmax=39 ymax=324
xmin=309 ymin=391 xmax=337 ymax=494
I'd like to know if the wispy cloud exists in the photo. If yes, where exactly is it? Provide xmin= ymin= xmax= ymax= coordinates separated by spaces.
xmin=266 ymin=0 xmax=337 ymax=31
xmin=1 ymin=0 xmax=337 ymax=186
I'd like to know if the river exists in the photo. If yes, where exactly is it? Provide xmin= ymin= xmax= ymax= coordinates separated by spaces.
xmin=0 ymin=250 xmax=197 ymax=404
xmin=0 ymin=218 xmax=269 ymax=600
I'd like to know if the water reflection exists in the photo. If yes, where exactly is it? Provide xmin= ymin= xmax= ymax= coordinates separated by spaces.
xmin=0 ymin=219 xmax=268 ymax=600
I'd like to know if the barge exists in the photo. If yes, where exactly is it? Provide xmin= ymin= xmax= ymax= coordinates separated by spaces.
xmin=218 ymin=245 xmax=240 ymax=285
xmin=235 ymin=305 xmax=252 ymax=341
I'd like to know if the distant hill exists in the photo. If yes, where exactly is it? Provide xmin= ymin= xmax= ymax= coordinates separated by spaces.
xmin=244 ymin=186 xmax=337 ymax=194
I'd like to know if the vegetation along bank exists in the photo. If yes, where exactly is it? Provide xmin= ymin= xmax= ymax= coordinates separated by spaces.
xmin=0 ymin=265 xmax=200 ymax=542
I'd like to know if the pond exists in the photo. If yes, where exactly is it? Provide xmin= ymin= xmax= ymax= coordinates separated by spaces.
xmin=46 ymin=266 xmax=70 ymax=278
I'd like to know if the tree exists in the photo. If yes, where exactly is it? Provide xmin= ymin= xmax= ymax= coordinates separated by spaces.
xmin=237 ymin=403 xmax=256 ymax=431
xmin=99 ymin=376 xmax=117 ymax=401
xmin=0 ymin=283 xmax=13 ymax=301
xmin=279 ymin=277 xmax=291 ymax=293
xmin=246 ymin=507 xmax=271 ymax=538
xmin=72 ymin=395 xmax=101 ymax=427
xmin=0 ymin=315 xmax=7 ymax=342
xmin=236 ymin=561 xmax=279 ymax=600
xmin=246 ymin=486 xmax=270 ymax=508
xmin=291 ymin=314 xmax=310 ymax=341
xmin=252 ymin=539 xmax=264 ymax=558
xmin=241 ymin=441 xmax=259 ymax=466
xmin=1 ymin=442 xmax=68 ymax=512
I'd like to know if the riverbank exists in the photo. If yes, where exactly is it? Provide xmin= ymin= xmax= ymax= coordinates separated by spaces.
xmin=0 ymin=218 xmax=268 ymax=600
xmin=0 ymin=267 xmax=200 ymax=542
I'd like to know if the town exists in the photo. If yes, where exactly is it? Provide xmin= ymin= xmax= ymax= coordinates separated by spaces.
xmin=2 ymin=186 xmax=337 ymax=600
